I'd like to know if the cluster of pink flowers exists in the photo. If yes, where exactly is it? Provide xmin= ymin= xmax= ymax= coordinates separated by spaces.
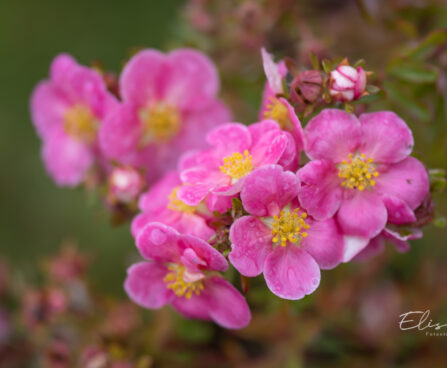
xmin=30 ymin=48 xmax=430 ymax=329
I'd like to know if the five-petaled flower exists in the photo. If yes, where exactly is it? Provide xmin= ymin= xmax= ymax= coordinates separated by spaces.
xmin=298 ymin=109 xmax=429 ymax=260
xmin=229 ymin=165 xmax=344 ymax=299
xmin=30 ymin=54 xmax=118 ymax=186
xmin=177 ymin=121 xmax=297 ymax=206
xmin=125 ymin=223 xmax=251 ymax=329
xmin=99 ymin=48 xmax=231 ymax=185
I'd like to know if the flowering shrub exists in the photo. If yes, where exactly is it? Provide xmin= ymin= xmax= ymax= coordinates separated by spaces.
xmin=26 ymin=41 xmax=439 ymax=334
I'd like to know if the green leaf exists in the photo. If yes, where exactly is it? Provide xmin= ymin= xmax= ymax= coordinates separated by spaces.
xmin=322 ymin=59 xmax=332 ymax=74
xmin=388 ymin=61 xmax=438 ymax=84
xmin=309 ymin=52 xmax=320 ymax=70
xmin=406 ymin=30 xmax=447 ymax=61
xmin=384 ymin=81 xmax=431 ymax=122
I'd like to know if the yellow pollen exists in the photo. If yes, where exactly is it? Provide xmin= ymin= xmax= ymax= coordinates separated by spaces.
xmin=220 ymin=150 xmax=253 ymax=180
xmin=263 ymin=97 xmax=290 ymax=129
xmin=63 ymin=104 xmax=97 ymax=143
xmin=163 ymin=264 xmax=204 ymax=299
xmin=139 ymin=104 xmax=180 ymax=146
xmin=167 ymin=186 xmax=196 ymax=213
xmin=338 ymin=153 xmax=379 ymax=191
xmin=271 ymin=208 xmax=310 ymax=248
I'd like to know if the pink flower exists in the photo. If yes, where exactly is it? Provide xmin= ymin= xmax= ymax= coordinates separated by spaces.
xmin=259 ymin=49 xmax=305 ymax=152
xmin=125 ymin=223 xmax=251 ymax=329
xmin=351 ymin=227 xmax=423 ymax=262
xmin=298 ymin=109 xmax=429 ymax=249
xmin=131 ymin=171 xmax=214 ymax=241
xmin=107 ymin=166 xmax=145 ymax=204
xmin=177 ymin=121 xmax=296 ymax=206
xmin=99 ymin=49 xmax=231 ymax=184
xmin=329 ymin=62 xmax=367 ymax=102
xmin=229 ymin=165 xmax=344 ymax=300
xmin=30 ymin=54 xmax=118 ymax=186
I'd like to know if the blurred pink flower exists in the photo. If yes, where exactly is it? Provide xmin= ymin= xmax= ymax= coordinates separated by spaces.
xmin=30 ymin=54 xmax=118 ymax=186
xmin=229 ymin=165 xmax=344 ymax=300
xmin=107 ymin=166 xmax=145 ymax=204
xmin=125 ymin=223 xmax=251 ymax=329
xmin=298 ymin=109 xmax=429 ymax=258
xmin=329 ymin=61 xmax=367 ymax=102
xmin=131 ymin=171 xmax=214 ymax=241
xmin=99 ymin=48 xmax=231 ymax=184
xmin=177 ymin=121 xmax=296 ymax=206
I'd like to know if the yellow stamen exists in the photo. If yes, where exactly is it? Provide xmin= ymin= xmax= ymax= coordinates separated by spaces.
xmin=139 ymin=103 xmax=180 ymax=146
xmin=64 ymin=104 xmax=97 ymax=143
xmin=338 ymin=153 xmax=379 ymax=191
xmin=163 ymin=264 xmax=204 ymax=299
xmin=220 ymin=150 xmax=253 ymax=180
xmin=271 ymin=208 xmax=310 ymax=248
xmin=263 ymin=97 xmax=291 ymax=129
xmin=167 ymin=186 xmax=196 ymax=213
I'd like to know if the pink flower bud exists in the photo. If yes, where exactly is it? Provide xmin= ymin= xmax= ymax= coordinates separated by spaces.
xmin=329 ymin=64 xmax=367 ymax=102
xmin=107 ymin=167 xmax=144 ymax=204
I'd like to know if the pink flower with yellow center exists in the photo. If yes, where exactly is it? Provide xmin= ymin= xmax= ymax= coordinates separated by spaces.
xmin=298 ymin=109 xmax=429 ymax=259
xmin=229 ymin=165 xmax=344 ymax=300
xmin=125 ymin=223 xmax=251 ymax=329
xmin=177 ymin=121 xmax=296 ymax=206
xmin=30 ymin=54 xmax=118 ymax=186
xmin=131 ymin=171 xmax=215 ymax=241
xmin=99 ymin=48 xmax=231 ymax=185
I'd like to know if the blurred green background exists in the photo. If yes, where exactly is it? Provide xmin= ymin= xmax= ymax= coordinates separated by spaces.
xmin=0 ymin=0 xmax=182 ymax=293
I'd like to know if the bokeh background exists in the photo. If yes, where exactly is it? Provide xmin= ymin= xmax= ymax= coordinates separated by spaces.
xmin=1 ymin=0 xmax=447 ymax=367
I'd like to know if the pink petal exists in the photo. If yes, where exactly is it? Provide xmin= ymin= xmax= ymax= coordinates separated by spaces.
xmin=173 ymin=100 xmax=232 ymax=153
xmin=135 ymin=223 xmax=183 ymax=263
xmin=375 ymin=157 xmax=429 ymax=210
xmin=50 ymin=54 xmax=77 ymax=86
xmin=42 ymin=128 xmax=93 ymax=187
xmin=138 ymin=171 xmax=179 ymax=213
xmin=336 ymin=190 xmax=387 ymax=239
xmin=281 ymin=97 xmax=305 ymax=153
xmin=172 ymin=293 xmax=212 ymax=321
xmin=229 ymin=216 xmax=272 ymax=277
xmin=177 ymin=183 xmax=213 ymax=206
xmin=297 ymin=159 xmax=342 ymax=220
xmin=204 ymin=276 xmax=251 ymax=329
xmin=343 ymin=235 xmax=371 ymax=262
xmin=383 ymin=227 xmax=422 ymax=253
xmin=261 ymin=48 xmax=284 ymax=95
xmin=359 ymin=111 xmax=414 ymax=164
xmin=382 ymin=195 xmax=417 ymax=225
xmin=205 ymin=193 xmax=233 ymax=213
xmin=302 ymin=217 xmax=344 ymax=270
xmin=124 ymin=262 xmax=172 ymax=309
xmin=120 ymin=49 xmax=166 ymax=106
xmin=180 ymin=235 xmax=228 ymax=272
xmin=206 ymin=123 xmax=251 ymax=154
xmin=30 ymin=81 xmax=70 ymax=139
xmin=99 ymin=104 xmax=142 ymax=161
xmin=264 ymin=246 xmax=321 ymax=300
xmin=304 ymin=109 xmax=362 ymax=162
xmin=352 ymin=236 xmax=385 ymax=262
xmin=240 ymin=165 xmax=298 ymax=217
xmin=250 ymin=129 xmax=288 ymax=167
xmin=163 ymin=49 xmax=219 ymax=111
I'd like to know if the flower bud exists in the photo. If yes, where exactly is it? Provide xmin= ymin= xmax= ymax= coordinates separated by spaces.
xmin=107 ymin=167 xmax=144 ymax=204
xmin=329 ymin=61 xmax=367 ymax=102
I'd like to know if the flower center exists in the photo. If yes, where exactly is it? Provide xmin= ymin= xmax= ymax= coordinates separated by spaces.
xmin=338 ymin=153 xmax=379 ymax=191
xmin=263 ymin=97 xmax=290 ymax=129
xmin=220 ymin=150 xmax=253 ymax=180
xmin=63 ymin=104 xmax=97 ymax=143
xmin=167 ymin=186 xmax=196 ymax=213
xmin=139 ymin=104 xmax=180 ymax=146
xmin=163 ymin=264 xmax=204 ymax=299
xmin=271 ymin=208 xmax=310 ymax=247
